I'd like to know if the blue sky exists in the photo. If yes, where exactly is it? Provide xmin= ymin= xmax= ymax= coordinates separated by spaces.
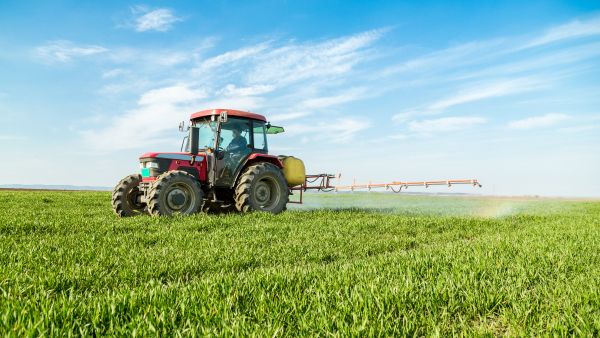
xmin=1 ymin=1 xmax=599 ymax=196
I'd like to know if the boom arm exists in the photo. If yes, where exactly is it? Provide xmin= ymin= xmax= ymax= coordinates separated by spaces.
xmin=289 ymin=174 xmax=482 ymax=204
xmin=335 ymin=179 xmax=482 ymax=191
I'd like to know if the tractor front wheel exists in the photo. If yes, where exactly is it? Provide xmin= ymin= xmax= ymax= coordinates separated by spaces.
xmin=112 ymin=174 xmax=146 ymax=217
xmin=234 ymin=163 xmax=289 ymax=214
xmin=147 ymin=171 xmax=203 ymax=216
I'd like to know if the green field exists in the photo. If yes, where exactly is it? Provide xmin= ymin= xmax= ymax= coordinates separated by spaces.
xmin=1 ymin=190 xmax=599 ymax=336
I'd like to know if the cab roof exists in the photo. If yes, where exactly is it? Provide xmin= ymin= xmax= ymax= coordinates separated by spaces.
xmin=190 ymin=108 xmax=267 ymax=122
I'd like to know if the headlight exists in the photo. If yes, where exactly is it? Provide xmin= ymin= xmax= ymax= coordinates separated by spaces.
xmin=145 ymin=162 xmax=159 ymax=169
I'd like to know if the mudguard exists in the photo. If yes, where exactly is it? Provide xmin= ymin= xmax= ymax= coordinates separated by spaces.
xmin=229 ymin=153 xmax=283 ymax=188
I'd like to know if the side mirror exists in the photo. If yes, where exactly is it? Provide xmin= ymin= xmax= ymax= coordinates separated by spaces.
xmin=219 ymin=111 xmax=228 ymax=123
xmin=179 ymin=121 xmax=188 ymax=132
xmin=189 ymin=126 xmax=199 ymax=155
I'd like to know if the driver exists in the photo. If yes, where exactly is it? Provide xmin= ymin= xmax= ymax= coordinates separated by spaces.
xmin=227 ymin=125 xmax=247 ymax=152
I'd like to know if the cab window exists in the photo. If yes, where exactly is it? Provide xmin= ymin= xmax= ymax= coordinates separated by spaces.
xmin=253 ymin=122 xmax=268 ymax=152
xmin=219 ymin=118 xmax=251 ymax=151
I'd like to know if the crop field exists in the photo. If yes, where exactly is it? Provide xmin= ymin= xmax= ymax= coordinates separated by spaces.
xmin=1 ymin=190 xmax=599 ymax=336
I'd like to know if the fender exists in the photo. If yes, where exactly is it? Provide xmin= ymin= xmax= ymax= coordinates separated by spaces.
xmin=229 ymin=153 xmax=283 ymax=188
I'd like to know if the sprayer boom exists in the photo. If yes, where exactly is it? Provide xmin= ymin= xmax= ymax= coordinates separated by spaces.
xmin=336 ymin=179 xmax=482 ymax=191
xmin=288 ymin=174 xmax=481 ymax=203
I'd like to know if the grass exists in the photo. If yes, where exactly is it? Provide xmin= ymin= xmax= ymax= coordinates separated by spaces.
xmin=0 ymin=190 xmax=599 ymax=336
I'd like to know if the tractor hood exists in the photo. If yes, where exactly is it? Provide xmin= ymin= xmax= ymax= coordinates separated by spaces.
xmin=138 ymin=152 xmax=207 ymax=181
xmin=139 ymin=152 xmax=205 ymax=161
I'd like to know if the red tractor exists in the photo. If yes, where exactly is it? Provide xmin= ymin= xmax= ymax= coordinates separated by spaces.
xmin=112 ymin=108 xmax=302 ymax=216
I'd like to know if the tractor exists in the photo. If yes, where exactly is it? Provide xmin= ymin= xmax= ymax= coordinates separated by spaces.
xmin=112 ymin=108 xmax=305 ymax=216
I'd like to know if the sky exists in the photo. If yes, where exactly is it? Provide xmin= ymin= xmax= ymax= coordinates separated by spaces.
xmin=0 ymin=0 xmax=599 ymax=197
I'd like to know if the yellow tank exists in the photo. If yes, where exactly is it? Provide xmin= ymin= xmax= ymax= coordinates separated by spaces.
xmin=280 ymin=156 xmax=306 ymax=187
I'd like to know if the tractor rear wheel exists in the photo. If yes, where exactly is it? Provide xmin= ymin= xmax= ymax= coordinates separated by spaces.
xmin=112 ymin=174 xmax=146 ymax=217
xmin=234 ymin=162 xmax=288 ymax=214
xmin=147 ymin=171 xmax=203 ymax=216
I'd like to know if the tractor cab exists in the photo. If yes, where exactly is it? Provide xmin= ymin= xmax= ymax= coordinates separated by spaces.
xmin=187 ymin=109 xmax=282 ymax=188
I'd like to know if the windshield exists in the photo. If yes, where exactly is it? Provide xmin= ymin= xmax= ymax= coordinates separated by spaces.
xmin=183 ymin=117 xmax=264 ymax=152
xmin=195 ymin=118 xmax=218 ymax=149
xmin=183 ymin=118 xmax=217 ymax=152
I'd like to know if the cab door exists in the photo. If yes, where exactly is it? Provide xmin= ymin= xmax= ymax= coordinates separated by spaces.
xmin=214 ymin=118 xmax=252 ymax=187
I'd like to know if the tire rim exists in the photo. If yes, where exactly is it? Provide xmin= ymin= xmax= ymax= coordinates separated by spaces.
xmin=254 ymin=176 xmax=281 ymax=209
xmin=165 ymin=182 xmax=196 ymax=213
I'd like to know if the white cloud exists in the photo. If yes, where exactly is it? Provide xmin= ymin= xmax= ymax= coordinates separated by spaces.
xmin=138 ymin=85 xmax=207 ymax=106
xmin=133 ymin=7 xmax=182 ymax=32
xmin=218 ymin=84 xmax=275 ymax=97
xmin=526 ymin=15 xmax=600 ymax=48
xmin=154 ymin=52 xmax=189 ymax=66
xmin=508 ymin=113 xmax=570 ymax=130
xmin=84 ymin=16 xmax=600 ymax=152
xmin=391 ymin=111 xmax=418 ymax=123
xmin=389 ymin=133 xmax=408 ymax=140
xmin=393 ymin=78 xmax=541 ymax=122
xmin=453 ymin=41 xmax=600 ymax=82
xmin=286 ymin=117 xmax=370 ymax=143
xmin=268 ymin=112 xmax=312 ymax=122
xmin=246 ymin=29 xmax=384 ymax=86
xmin=35 ymin=40 xmax=107 ymax=62
xmin=382 ymin=39 xmax=506 ymax=76
xmin=102 ymin=68 xmax=128 ymax=79
xmin=409 ymin=117 xmax=486 ymax=133
xmin=196 ymin=43 xmax=270 ymax=72
xmin=193 ymin=29 xmax=382 ymax=88
xmin=106 ymin=47 xmax=195 ymax=67
xmin=82 ymin=103 xmax=187 ymax=150
xmin=84 ymin=84 xmax=208 ymax=150
xmin=201 ymin=96 xmax=265 ymax=112
xmin=431 ymin=78 xmax=539 ymax=111
xmin=328 ymin=118 xmax=371 ymax=142
xmin=301 ymin=87 xmax=367 ymax=109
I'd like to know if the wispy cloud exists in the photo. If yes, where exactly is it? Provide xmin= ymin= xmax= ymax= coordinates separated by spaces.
xmin=195 ymin=43 xmax=270 ymax=72
xmin=389 ymin=133 xmax=408 ymax=140
xmin=82 ymin=14 xmax=600 ymax=151
xmin=286 ymin=117 xmax=370 ymax=143
xmin=382 ymin=39 xmax=506 ymax=77
xmin=35 ymin=40 xmax=107 ymax=63
xmin=452 ymin=41 xmax=600 ymax=81
xmin=508 ymin=113 xmax=570 ymax=130
xmin=83 ymin=29 xmax=385 ymax=149
xmin=268 ymin=112 xmax=312 ymax=123
xmin=218 ymin=84 xmax=275 ymax=97
xmin=247 ymin=29 xmax=384 ymax=86
xmin=132 ymin=7 xmax=182 ymax=32
xmin=393 ymin=77 xmax=541 ymax=122
xmin=300 ymin=87 xmax=367 ymax=109
xmin=102 ymin=68 xmax=128 ymax=79
xmin=83 ymin=84 xmax=208 ymax=150
xmin=430 ymin=78 xmax=540 ymax=111
xmin=525 ymin=15 xmax=600 ymax=48
xmin=409 ymin=116 xmax=486 ymax=133
xmin=138 ymin=85 xmax=207 ymax=106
